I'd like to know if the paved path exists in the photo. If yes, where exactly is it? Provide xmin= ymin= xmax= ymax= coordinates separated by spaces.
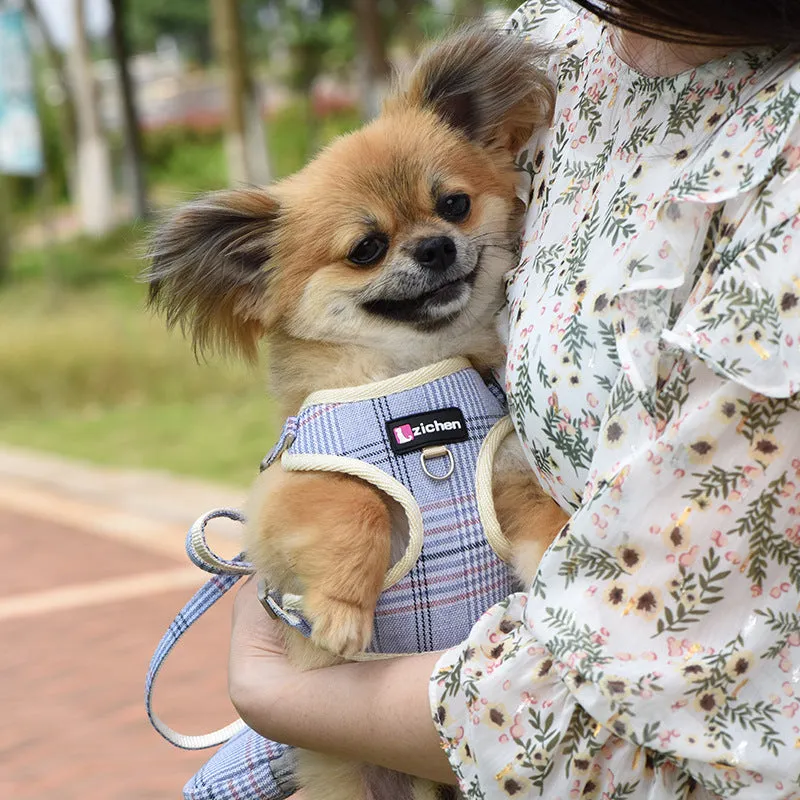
xmin=0 ymin=447 xmax=250 ymax=799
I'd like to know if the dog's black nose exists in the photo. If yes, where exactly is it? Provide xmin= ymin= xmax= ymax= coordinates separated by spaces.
xmin=414 ymin=236 xmax=457 ymax=271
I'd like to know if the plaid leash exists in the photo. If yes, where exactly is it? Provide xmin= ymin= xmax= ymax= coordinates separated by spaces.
xmin=145 ymin=508 xmax=253 ymax=750
xmin=146 ymin=416 xmax=304 ymax=749
xmin=146 ymin=506 xmax=299 ymax=799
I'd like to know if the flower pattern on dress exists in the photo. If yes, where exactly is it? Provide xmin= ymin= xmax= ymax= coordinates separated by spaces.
xmin=430 ymin=1 xmax=800 ymax=798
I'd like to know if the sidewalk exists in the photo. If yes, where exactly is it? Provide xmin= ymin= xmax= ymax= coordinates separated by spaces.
xmin=0 ymin=446 xmax=251 ymax=799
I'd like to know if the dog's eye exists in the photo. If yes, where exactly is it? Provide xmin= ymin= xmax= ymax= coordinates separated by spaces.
xmin=437 ymin=193 xmax=471 ymax=222
xmin=348 ymin=234 xmax=388 ymax=266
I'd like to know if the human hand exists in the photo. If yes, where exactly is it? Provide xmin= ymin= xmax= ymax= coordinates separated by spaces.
xmin=228 ymin=575 xmax=454 ymax=784
xmin=228 ymin=576 xmax=299 ymax=728
xmin=230 ymin=576 xmax=287 ymax=658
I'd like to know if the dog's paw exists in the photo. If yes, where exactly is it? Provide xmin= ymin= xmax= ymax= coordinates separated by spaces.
xmin=305 ymin=593 xmax=374 ymax=657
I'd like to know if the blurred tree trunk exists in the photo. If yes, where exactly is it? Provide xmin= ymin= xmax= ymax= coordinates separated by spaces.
xmin=109 ymin=0 xmax=149 ymax=219
xmin=353 ymin=0 xmax=390 ymax=120
xmin=24 ymin=0 xmax=79 ymax=203
xmin=70 ymin=0 xmax=115 ymax=236
xmin=211 ymin=0 xmax=270 ymax=186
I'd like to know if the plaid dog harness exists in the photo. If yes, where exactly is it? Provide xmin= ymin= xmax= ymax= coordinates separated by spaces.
xmin=145 ymin=357 xmax=518 ymax=798
xmin=260 ymin=357 xmax=516 ymax=655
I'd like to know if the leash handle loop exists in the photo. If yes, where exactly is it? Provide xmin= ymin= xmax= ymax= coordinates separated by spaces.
xmin=146 ymin=508 xmax=251 ymax=749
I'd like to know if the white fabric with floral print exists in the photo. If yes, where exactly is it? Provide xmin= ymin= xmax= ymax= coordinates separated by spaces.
xmin=429 ymin=1 xmax=800 ymax=798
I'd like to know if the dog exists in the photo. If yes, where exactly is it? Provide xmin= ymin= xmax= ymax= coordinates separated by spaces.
xmin=146 ymin=26 xmax=568 ymax=800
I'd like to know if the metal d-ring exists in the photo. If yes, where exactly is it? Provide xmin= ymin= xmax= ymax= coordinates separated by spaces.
xmin=420 ymin=445 xmax=455 ymax=480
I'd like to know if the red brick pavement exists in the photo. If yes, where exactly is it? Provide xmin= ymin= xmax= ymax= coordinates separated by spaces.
xmin=0 ymin=508 xmax=240 ymax=799
xmin=0 ymin=510 xmax=170 ymax=598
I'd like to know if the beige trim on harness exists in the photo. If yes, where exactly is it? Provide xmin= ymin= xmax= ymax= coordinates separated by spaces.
xmin=280 ymin=422 xmax=516 ymax=662
xmin=281 ymin=452 xmax=424 ymax=591
xmin=279 ymin=363 xmax=511 ymax=661
xmin=299 ymin=357 xmax=472 ymax=411
xmin=474 ymin=416 xmax=515 ymax=564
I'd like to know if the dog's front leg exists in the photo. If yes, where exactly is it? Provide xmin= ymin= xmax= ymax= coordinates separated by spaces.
xmin=492 ymin=436 xmax=570 ymax=588
xmin=246 ymin=467 xmax=392 ymax=657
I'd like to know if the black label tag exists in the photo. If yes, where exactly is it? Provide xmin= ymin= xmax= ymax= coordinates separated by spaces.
xmin=386 ymin=407 xmax=468 ymax=455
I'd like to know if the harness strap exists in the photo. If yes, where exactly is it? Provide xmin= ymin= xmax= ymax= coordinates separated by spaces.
xmin=145 ymin=508 xmax=252 ymax=750
xmin=262 ymin=588 xmax=312 ymax=637
xmin=260 ymin=416 xmax=298 ymax=473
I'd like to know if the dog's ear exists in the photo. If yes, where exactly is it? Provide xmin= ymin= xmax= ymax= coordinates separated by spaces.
xmin=145 ymin=189 xmax=281 ymax=361
xmin=396 ymin=26 xmax=554 ymax=153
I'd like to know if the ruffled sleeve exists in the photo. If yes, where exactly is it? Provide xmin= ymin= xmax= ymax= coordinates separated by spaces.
xmin=431 ymin=267 xmax=800 ymax=799
xmin=430 ymin=595 xmax=698 ymax=799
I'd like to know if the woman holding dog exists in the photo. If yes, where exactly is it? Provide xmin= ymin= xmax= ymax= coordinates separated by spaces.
xmin=228 ymin=0 xmax=800 ymax=796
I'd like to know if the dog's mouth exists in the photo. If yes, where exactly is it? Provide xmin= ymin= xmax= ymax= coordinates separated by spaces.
xmin=361 ymin=267 xmax=478 ymax=327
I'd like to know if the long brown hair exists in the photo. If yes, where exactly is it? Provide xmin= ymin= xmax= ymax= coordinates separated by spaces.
xmin=569 ymin=0 xmax=800 ymax=46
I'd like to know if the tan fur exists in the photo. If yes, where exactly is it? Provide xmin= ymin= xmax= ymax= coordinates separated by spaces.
xmin=147 ymin=26 xmax=563 ymax=800
xmin=493 ymin=464 xmax=570 ymax=587
xmin=246 ymin=468 xmax=391 ymax=657
xmin=389 ymin=26 xmax=555 ymax=154
xmin=294 ymin=753 xmax=367 ymax=800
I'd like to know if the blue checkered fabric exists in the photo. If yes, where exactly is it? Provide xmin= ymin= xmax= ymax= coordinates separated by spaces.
xmin=183 ymin=725 xmax=297 ymax=800
xmin=273 ymin=363 xmax=514 ymax=654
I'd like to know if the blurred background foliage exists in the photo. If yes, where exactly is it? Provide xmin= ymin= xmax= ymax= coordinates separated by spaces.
xmin=1 ymin=0 xmax=516 ymax=486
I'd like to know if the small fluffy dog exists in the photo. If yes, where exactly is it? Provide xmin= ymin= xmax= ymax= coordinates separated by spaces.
xmin=147 ymin=27 xmax=568 ymax=800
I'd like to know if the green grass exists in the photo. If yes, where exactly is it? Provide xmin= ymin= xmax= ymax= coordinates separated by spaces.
xmin=1 ymin=102 xmax=361 ymax=484
xmin=0 ymin=394 xmax=278 ymax=486
xmin=0 ymin=260 xmax=281 ymax=486
xmin=10 ymin=225 xmax=144 ymax=286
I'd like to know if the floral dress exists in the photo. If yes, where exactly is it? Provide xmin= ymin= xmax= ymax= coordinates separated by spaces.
xmin=429 ymin=1 xmax=800 ymax=797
